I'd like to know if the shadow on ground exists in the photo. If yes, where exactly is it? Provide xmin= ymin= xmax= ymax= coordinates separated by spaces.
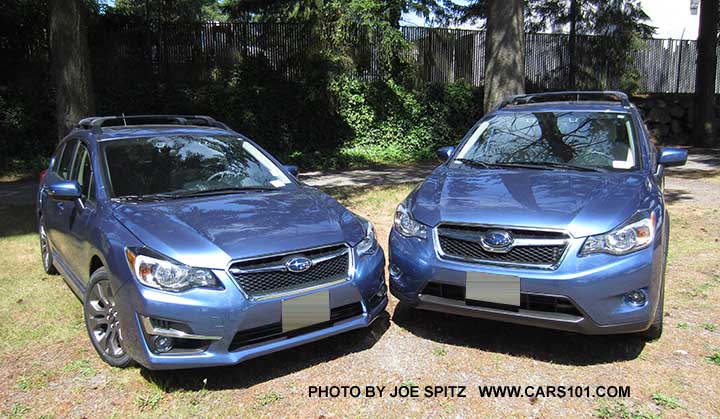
xmin=140 ymin=313 xmax=391 ymax=392
xmin=0 ymin=204 xmax=37 ymax=238
xmin=663 ymin=188 xmax=695 ymax=205
xmin=391 ymin=303 xmax=645 ymax=366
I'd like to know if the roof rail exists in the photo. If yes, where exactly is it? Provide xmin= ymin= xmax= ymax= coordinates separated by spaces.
xmin=76 ymin=115 xmax=231 ymax=133
xmin=496 ymin=91 xmax=631 ymax=110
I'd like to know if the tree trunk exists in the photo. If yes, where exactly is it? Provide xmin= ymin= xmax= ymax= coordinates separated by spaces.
xmin=49 ymin=0 xmax=95 ymax=141
xmin=568 ymin=0 xmax=578 ymax=89
xmin=692 ymin=0 xmax=719 ymax=147
xmin=483 ymin=0 xmax=525 ymax=113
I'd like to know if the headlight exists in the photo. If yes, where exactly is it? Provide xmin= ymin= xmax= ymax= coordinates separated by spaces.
xmin=125 ymin=248 xmax=221 ymax=292
xmin=355 ymin=216 xmax=378 ymax=255
xmin=394 ymin=202 xmax=428 ymax=239
xmin=580 ymin=210 xmax=657 ymax=256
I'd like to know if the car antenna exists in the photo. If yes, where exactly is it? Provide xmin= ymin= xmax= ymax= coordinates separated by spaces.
xmin=121 ymin=113 xmax=127 ymax=126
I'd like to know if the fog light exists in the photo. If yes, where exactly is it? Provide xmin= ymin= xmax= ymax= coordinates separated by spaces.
xmin=153 ymin=336 xmax=174 ymax=353
xmin=625 ymin=289 xmax=647 ymax=307
xmin=389 ymin=264 xmax=402 ymax=278
xmin=376 ymin=283 xmax=387 ymax=298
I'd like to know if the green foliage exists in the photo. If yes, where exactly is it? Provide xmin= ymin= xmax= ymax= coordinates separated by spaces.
xmin=651 ymin=392 xmax=682 ymax=409
xmin=331 ymin=75 xmax=482 ymax=165
xmin=709 ymin=351 xmax=720 ymax=366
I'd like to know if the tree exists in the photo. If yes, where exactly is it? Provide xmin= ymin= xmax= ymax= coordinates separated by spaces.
xmin=49 ymin=0 xmax=95 ymax=139
xmin=483 ymin=0 xmax=525 ymax=111
xmin=692 ymin=0 xmax=719 ymax=147
xmin=111 ymin=0 xmax=226 ymax=22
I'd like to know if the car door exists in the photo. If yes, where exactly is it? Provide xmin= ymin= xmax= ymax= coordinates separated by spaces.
xmin=42 ymin=138 xmax=79 ymax=269
xmin=65 ymin=142 xmax=99 ymax=286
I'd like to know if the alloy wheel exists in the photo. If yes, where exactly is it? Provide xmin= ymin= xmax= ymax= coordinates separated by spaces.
xmin=86 ymin=280 xmax=125 ymax=359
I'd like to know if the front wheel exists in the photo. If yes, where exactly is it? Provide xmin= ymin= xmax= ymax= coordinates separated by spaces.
xmin=641 ymin=282 xmax=664 ymax=341
xmin=38 ymin=220 xmax=58 ymax=275
xmin=84 ymin=268 xmax=132 ymax=368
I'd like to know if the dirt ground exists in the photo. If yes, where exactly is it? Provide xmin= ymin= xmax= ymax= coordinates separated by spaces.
xmin=1 ymin=161 xmax=719 ymax=419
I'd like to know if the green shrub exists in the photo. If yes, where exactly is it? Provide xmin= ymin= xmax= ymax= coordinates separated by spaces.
xmin=330 ymin=75 xmax=483 ymax=165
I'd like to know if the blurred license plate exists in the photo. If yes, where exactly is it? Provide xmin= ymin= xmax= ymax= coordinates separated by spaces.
xmin=282 ymin=291 xmax=330 ymax=332
xmin=466 ymin=272 xmax=520 ymax=307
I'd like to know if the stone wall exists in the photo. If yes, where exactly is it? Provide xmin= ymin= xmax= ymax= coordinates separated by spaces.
xmin=631 ymin=93 xmax=697 ymax=145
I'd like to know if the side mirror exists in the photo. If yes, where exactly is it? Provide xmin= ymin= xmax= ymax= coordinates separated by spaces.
xmin=284 ymin=164 xmax=299 ymax=177
xmin=436 ymin=146 xmax=455 ymax=162
xmin=47 ymin=180 xmax=82 ymax=201
xmin=658 ymin=148 xmax=688 ymax=167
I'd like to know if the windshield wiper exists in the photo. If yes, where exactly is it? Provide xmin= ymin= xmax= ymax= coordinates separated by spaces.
xmin=454 ymin=159 xmax=503 ymax=169
xmin=173 ymin=186 xmax=277 ymax=197
xmin=515 ymin=162 xmax=605 ymax=172
xmin=455 ymin=159 xmax=556 ymax=171
xmin=113 ymin=193 xmax=178 ymax=202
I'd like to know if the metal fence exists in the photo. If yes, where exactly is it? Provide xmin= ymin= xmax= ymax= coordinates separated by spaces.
xmin=3 ymin=19 xmax=715 ymax=93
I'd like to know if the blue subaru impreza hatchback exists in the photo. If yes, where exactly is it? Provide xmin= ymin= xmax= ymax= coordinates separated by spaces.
xmin=389 ymin=91 xmax=687 ymax=340
xmin=38 ymin=115 xmax=387 ymax=369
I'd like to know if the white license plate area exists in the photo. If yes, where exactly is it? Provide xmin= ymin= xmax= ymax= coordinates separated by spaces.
xmin=281 ymin=291 xmax=330 ymax=332
xmin=465 ymin=272 xmax=520 ymax=308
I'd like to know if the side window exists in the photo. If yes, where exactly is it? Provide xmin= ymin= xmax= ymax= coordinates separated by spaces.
xmin=51 ymin=143 xmax=66 ymax=172
xmin=71 ymin=144 xmax=94 ymax=202
xmin=57 ymin=140 xmax=78 ymax=180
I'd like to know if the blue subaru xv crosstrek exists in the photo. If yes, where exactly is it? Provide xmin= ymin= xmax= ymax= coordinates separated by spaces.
xmin=37 ymin=115 xmax=387 ymax=369
xmin=389 ymin=91 xmax=687 ymax=340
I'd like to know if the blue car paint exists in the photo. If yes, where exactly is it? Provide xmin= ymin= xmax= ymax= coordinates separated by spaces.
xmin=38 ymin=125 xmax=387 ymax=370
xmin=389 ymin=101 xmax=683 ymax=335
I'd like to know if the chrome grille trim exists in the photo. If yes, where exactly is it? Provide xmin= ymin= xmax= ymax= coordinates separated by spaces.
xmin=434 ymin=223 xmax=571 ymax=270
xmin=226 ymin=243 xmax=353 ymax=301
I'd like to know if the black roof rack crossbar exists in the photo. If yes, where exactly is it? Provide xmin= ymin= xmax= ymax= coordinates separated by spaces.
xmin=496 ymin=91 xmax=631 ymax=110
xmin=76 ymin=115 xmax=231 ymax=133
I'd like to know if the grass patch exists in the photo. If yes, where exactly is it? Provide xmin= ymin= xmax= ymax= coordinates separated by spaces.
xmin=432 ymin=346 xmax=448 ymax=356
xmin=5 ymin=403 xmax=30 ymax=419
xmin=702 ymin=323 xmax=717 ymax=332
xmin=63 ymin=359 xmax=96 ymax=377
xmin=594 ymin=401 xmax=660 ymax=419
xmin=676 ymin=322 xmax=689 ymax=329
xmin=0 ymin=205 xmax=84 ymax=356
xmin=135 ymin=391 xmax=164 ymax=410
xmin=651 ymin=392 xmax=682 ymax=409
xmin=254 ymin=391 xmax=282 ymax=408
xmin=708 ymin=351 xmax=720 ymax=366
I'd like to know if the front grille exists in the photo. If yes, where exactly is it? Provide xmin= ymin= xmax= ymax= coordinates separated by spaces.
xmin=229 ymin=244 xmax=349 ymax=298
xmin=420 ymin=282 xmax=582 ymax=317
xmin=229 ymin=301 xmax=363 ymax=351
xmin=437 ymin=225 xmax=567 ymax=268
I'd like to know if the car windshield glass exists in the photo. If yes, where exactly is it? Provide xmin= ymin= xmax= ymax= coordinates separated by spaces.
xmin=102 ymin=135 xmax=292 ymax=198
xmin=453 ymin=111 xmax=638 ymax=171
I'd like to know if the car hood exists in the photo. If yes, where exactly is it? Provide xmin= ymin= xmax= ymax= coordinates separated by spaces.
xmin=409 ymin=166 xmax=655 ymax=238
xmin=112 ymin=187 xmax=365 ymax=268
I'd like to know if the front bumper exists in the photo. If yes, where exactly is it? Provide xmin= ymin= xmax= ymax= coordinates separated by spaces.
xmin=388 ymin=228 xmax=666 ymax=335
xmin=115 ymin=246 xmax=387 ymax=370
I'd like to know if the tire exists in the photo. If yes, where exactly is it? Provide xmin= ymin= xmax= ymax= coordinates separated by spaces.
xmin=38 ymin=219 xmax=58 ymax=275
xmin=642 ymin=213 xmax=669 ymax=342
xmin=641 ymin=281 xmax=663 ymax=341
xmin=84 ymin=268 xmax=132 ymax=368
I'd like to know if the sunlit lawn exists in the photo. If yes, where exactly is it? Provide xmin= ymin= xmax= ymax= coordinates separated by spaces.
xmin=1 ymin=186 xmax=719 ymax=419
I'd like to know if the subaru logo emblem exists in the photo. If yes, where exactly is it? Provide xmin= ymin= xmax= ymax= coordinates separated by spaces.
xmin=480 ymin=230 xmax=514 ymax=252
xmin=286 ymin=257 xmax=312 ymax=273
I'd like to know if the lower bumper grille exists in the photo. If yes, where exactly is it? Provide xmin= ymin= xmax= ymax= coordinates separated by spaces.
xmin=420 ymin=282 xmax=582 ymax=317
xmin=229 ymin=244 xmax=349 ymax=298
xmin=229 ymin=301 xmax=363 ymax=351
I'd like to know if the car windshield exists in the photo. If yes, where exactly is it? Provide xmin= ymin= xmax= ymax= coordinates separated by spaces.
xmin=102 ymin=135 xmax=292 ymax=198
xmin=453 ymin=111 xmax=638 ymax=171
